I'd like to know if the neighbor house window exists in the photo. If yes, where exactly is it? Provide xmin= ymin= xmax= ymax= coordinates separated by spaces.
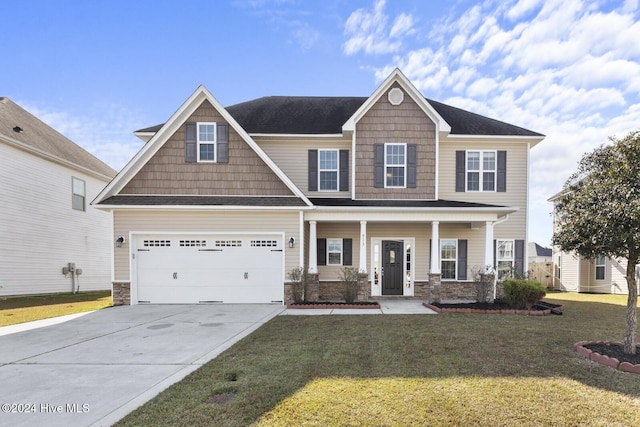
xmin=497 ymin=240 xmax=514 ymax=280
xmin=72 ymin=177 xmax=85 ymax=211
xmin=319 ymin=149 xmax=338 ymax=191
xmin=441 ymin=239 xmax=457 ymax=280
xmin=327 ymin=239 xmax=343 ymax=265
xmin=467 ymin=151 xmax=496 ymax=191
xmin=595 ymin=255 xmax=606 ymax=280
xmin=385 ymin=143 xmax=406 ymax=187
xmin=197 ymin=122 xmax=216 ymax=162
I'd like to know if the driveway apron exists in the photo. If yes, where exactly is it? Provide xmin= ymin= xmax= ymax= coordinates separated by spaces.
xmin=0 ymin=304 xmax=284 ymax=427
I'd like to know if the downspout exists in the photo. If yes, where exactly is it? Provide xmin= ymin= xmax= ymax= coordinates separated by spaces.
xmin=492 ymin=214 xmax=511 ymax=300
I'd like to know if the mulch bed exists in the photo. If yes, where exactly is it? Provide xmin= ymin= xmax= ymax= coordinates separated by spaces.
xmin=574 ymin=341 xmax=640 ymax=374
xmin=425 ymin=300 xmax=564 ymax=316
xmin=287 ymin=301 xmax=381 ymax=309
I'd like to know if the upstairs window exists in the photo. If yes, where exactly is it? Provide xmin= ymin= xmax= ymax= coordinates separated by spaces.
xmin=595 ymin=255 xmax=606 ymax=280
xmin=319 ymin=150 xmax=339 ymax=191
xmin=197 ymin=123 xmax=216 ymax=162
xmin=456 ymin=150 xmax=506 ymax=193
xmin=72 ymin=177 xmax=85 ymax=211
xmin=385 ymin=143 xmax=406 ymax=188
xmin=467 ymin=151 xmax=496 ymax=191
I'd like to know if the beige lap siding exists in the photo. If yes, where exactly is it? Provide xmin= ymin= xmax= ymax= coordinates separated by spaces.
xmin=112 ymin=210 xmax=301 ymax=282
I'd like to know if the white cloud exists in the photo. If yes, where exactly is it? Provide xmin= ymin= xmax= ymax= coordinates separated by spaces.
xmin=344 ymin=0 xmax=640 ymax=244
xmin=19 ymin=102 xmax=145 ymax=171
xmin=343 ymin=0 xmax=415 ymax=56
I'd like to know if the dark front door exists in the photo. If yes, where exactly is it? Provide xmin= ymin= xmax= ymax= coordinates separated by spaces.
xmin=382 ymin=240 xmax=403 ymax=295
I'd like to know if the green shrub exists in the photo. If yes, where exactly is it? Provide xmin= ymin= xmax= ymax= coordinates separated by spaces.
xmin=503 ymin=279 xmax=546 ymax=310
xmin=339 ymin=267 xmax=360 ymax=304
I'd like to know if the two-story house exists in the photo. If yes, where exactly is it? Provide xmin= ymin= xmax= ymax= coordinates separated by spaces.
xmin=1 ymin=97 xmax=116 ymax=296
xmin=93 ymin=69 xmax=544 ymax=305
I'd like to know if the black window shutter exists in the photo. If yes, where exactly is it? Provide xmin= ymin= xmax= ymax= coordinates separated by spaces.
xmin=185 ymin=122 xmax=197 ymax=163
xmin=317 ymin=238 xmax=326 ymax=266
xmin=455 ymin=151 xmax=465 ymax=192
xmin=497 ymin=150 xmax=507 ymax=192
xmin=217 ymin=123 xmax=229 ymax=163
xmin=458 ymin=239 xmax=467 ymax=280
xmin=343 ymin=238 xmax=352 ymax=266
xmin=515 ymin=239 xmax=525 ymax=276
xmin=429 ymin=239 xmax=432 ymax=271
xmin=374 ymin=144 xmax=384 ymax=188
xmin=339 ymin=150 xmax=349 ymax=191
xmin=308 ymin=150 xmax=318 ymax=191
xmin=493 ymin=240 xmax=497 ymax=269
xmin=407 ymin=144 xmax=417 ymax=188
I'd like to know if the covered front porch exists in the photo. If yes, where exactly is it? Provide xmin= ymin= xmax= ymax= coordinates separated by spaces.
xmin=299 ymin=200 xmax=517 ymax=304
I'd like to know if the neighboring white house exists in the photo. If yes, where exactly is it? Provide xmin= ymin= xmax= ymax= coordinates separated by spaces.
xmin=0 ymin=97 xmax=116 ymax=296
xmin=548 ymin=191 xmax=638 ymax=294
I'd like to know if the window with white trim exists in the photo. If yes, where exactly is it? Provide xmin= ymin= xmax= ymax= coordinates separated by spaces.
xmin=319 ymin=149 xmax=338 ymax=191
xmin=595 ymin=254 xmax=606 ymax=280
xmin=72 ymin=177 xmax=85 ymax=211
xmin=327 ymin=238 xmax=343 ymax=265
xmin=197 ymin=122 xmax=216 ymax=162
xmin=467 ymin=151 xmax=496 ymax=191
xmin=440 ymin=239 xmax=457 ymax=280
xmin=497 ymin=239 xmax=514 ymax=280
xmin=385 ymin=143 xmax=406 ymax=188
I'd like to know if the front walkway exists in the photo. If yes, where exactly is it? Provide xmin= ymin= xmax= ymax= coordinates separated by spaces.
xmin=281 ymin=300 xmax=437 ymax=315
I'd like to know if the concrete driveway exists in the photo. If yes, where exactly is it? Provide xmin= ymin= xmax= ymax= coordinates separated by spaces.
xmin=0 ymin=304 xmax=284 ymax=427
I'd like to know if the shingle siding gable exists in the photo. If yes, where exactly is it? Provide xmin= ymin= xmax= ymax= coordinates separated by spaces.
xmin=120 ymin=100 xmax=293 ymax=197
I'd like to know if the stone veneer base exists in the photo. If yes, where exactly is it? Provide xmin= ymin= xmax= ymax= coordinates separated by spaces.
xmin=573 ymin=341 xmax=640 ymax=374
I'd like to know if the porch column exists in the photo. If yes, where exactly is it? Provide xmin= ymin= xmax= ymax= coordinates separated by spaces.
xmin=309 ymin=220 xmax=318 ymax=274
xmin=430 ymin=221 xmax=440 ymax=274
xmin=359 ymin=221 xmax=367 ymax=273
xmin=484 ymin=221 xmax=494 ymax=271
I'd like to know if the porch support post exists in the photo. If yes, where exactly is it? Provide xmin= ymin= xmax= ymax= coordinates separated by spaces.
xmin=430 ymin=221 xmax=440 ymax=274
xmin=484 ymin=221 xmax=494 ymax=272
xmin=309 ymin=220 xmax=318 ymax=274
xmin=359 ymin=221 xmax=367 ymax=273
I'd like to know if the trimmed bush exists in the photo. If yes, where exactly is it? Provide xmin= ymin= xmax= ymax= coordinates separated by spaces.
xmin=288 ymin=267 xmax=306 ymax=303
xmin=503 ymin=279 xmax=546 ymax=310
xmin=339 ymin=267 xmax=360 ymax=304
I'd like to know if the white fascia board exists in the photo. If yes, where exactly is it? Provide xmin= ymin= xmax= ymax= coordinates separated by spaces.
xmin=444 ymin=134 xmax=545 ymax=146
xmin=305 ymin=206 xmax=518 ymax=222
xmin=249 ymin=133 xmax=344 ymax=139
xmin=1 ymin=137 xmax=114 ymax=182
xmin=132 ymin=131 xmax=155 ymax=142
xmin=94 ymin=85 xmax=313 ymax=207
xmin=342 ymin=68 xmax=452 ymax=134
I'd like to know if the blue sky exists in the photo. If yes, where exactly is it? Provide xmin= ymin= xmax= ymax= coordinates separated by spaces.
xmin=3 ymin=0 xmax=639 ymax=247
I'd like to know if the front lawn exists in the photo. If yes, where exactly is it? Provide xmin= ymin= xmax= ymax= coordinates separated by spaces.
xmin=0 ymin=291 xmax=112 ymax=327
xmin=117 ymin=293 xmax=640 ymax=426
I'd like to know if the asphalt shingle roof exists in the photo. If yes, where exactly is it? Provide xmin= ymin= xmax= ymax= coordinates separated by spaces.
xmin=0 ymin=97 xmax=116 ymax=178
xmin=137 ymin=96 xmax=543 ymax=137
xmin=309 ymin=198 xmax=507 ymax=209
xmin=99 ymin=195 xmax=307 ymax=207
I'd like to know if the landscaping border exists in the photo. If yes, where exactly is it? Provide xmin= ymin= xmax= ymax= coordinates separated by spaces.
xmin=423 ymin=302 xmax=564 ymax=316
xmin=574 ymin=341 xmax=640 ymax=374
xmin=287 ymin=302 xmax=381 ymax=309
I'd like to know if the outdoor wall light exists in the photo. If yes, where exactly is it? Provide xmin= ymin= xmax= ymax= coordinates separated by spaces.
xmin=289 ymin=237 xmax=295 ymax=248
xmin=116 ymin=236 xmax=125 ymax=248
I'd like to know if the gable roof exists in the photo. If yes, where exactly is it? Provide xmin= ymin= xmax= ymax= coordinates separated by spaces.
xmin=528 ymin=242 xmax=552 ymax=258
xmin=0 ymin=97 xmax=116 ymax=180
xmin=136 ymin=78 xmax=543 ymax=138
xmin=94 ymin=86 xmax=311 ymax=206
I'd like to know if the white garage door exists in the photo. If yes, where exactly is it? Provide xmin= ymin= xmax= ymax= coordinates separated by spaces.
xmin=134 ymin=234 xmax=284 ymax=304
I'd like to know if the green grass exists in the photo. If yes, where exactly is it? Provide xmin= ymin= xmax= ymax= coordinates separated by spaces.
xmin=117 ymin=293 xmax=640 ymax=427
xmin=0 ymin=291 xmax=112 ymax=327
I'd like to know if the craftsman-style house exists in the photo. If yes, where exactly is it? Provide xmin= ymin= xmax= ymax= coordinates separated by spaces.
xmin=94 ymin=69 xmax=544 ymax=305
